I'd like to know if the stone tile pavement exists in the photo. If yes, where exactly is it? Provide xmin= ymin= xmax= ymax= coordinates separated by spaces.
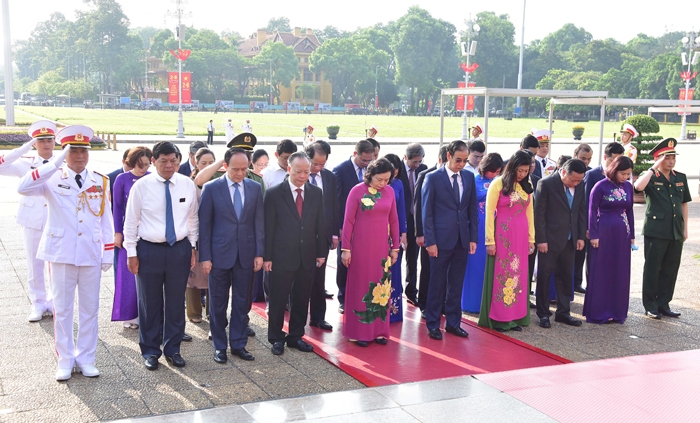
xmin=0 ymin=151 xmax=698 ymax=422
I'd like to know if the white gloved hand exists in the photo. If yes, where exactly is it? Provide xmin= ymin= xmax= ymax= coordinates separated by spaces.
xmin=101 ymin=263 xmax=112 ymax=272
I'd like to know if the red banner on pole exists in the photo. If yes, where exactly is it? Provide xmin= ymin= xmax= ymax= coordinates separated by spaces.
xmin=466 ymin=81 xmax=476 ymax=111
xmin=182 ymin=72 xmax=192 ymax=104
xmin=168 ymin=72 xmax=178 ymax=104
xmin=679 ymin=88 xmax=694 ymax=115
xmin=456 ymin=81 xmax=466 ymax=111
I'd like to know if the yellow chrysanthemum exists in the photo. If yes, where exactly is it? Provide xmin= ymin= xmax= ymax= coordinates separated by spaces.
xmin=371 ymin=282 xmax=391 ymax=306
xmin=504 ymin=296 xmax=513 ymax=306
xmin=368 ymin=187 xmax=378 ymax=195
xmin=361 ymin=198 xmax=375 ymax=207
xmin=503 ymin=287 xmax=514 ymax=296
xmin=505 ymin=278 xmax=515 ymax=288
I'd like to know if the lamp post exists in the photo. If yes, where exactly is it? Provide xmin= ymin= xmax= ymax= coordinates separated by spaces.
xmin=680 ymin=32 xmax=700 ymax=140
xmin=374 ymin=65 xmax=379 ymax=112
xmin=461 ymin=17 xmax=480 ymax=140
xmin=166 ymin=0 xmax=190 ymax=138
xmin=516 ymin=0 xmax=526 ymax=114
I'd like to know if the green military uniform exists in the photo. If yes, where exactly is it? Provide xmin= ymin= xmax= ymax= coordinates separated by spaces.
xmin=640 ymin=138 xmax=692 ymax=313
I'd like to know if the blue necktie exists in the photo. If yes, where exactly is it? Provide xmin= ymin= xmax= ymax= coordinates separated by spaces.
xmin=233 ymin=182 xmax=242 ymax=219
xmin=310 ymin=174 xmax=318 ymax=186
xmin=164 ymin=180 xmax=176 ymax=246
xmin=452 ymin=174 xmax=460 ymax=203
xmin=566 ymin=188 xmax=573 ymax=240
xmin=357 ymin=167 xmax=363 ymax=182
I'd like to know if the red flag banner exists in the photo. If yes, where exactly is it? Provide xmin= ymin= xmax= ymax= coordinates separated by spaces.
xmin=678 ymin=88 xmax=694 ymax=116
xmin=467 ymin=81 xmax=476 ymax=111
xmin=182 ymin=72 xmax=192 ymax=104
xmin=456 ymin=81 xmax=466 ymax=111
xmin=168 ymin=72 xmax=178 ymax=104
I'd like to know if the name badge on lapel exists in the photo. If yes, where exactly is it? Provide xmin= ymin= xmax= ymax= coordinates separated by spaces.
xmin=653 ymin=182 xmax=663 ymax=186
xmin=58 ymin=184 xmax=71 ymax=190
xmin=179 ymin=198 xmax=186 ymax=203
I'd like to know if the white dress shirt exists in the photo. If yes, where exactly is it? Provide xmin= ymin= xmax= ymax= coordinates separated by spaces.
xmin=445 ymin=167 xmax=464 ymax=199
xmin=226 ymin=174 xmax=245 ymax=206
xmin=262 ymin=162 xmax=288 ymax=189
xmin=289 ymin=179 xmax=305 ymax=201
xmin=207 ymin=122 xmax=214 ymax=132
xmin=465 ymin=164 xmax=478 ymax=175
xmin=123 ymin=171 xmax=199 ymax=257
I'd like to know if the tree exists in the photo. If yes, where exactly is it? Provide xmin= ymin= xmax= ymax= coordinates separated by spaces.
xmin=626 ymin=33 xmax=660 ymax=59
xmin=570 ymin=39 xmax=623 ymax=73
xmin=132 ymin=26 xmax=159 ymax=49
xmin=253 ymin=42 xmax=298 ymax=104
xmin=540 ymin=23 xmax=592 ymax=53
xmin=266 ymin=17 xmax=291 ymax=33
xmin=638 ymin=53 xmax=683 ymax=99
xmin=314 ymin=26 xmax=352 ymax=43
xmin=295 ymin=83 xmax=319 ymax=105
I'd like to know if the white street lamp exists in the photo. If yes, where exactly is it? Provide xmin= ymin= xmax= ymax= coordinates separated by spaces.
xmin=166 ymin=0 xmax=191 ymax=138
xmin=680 ymin=31 xmax=700 ymax=140
xmin=461 ymin=17 xmax=479 ymax=141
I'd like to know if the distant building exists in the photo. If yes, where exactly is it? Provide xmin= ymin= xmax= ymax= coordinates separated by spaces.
xmin=237 ymin=27 xmax=332 ymax=105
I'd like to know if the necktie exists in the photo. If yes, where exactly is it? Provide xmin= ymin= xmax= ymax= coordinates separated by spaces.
xmin=233 ymin=182 xmax=242 ymax=219
xmin=43 ymin=160 xmax=49 ymax=164
xmin=408 ymin=169 xmax=415 ymax=213
xmin=541 ymin=158 xmax=547 ymax=170
xmin=295 ymin=188 xmax=303 ymax=218
xmin=357 ymin=167 xmax=363 ymax=182
xmin=566 ymin=188 xmax=573 ymax=240
xmin=75 ymin=174 xmax=82 ymax=188
xmin=165 ymin=180 xmax=176 ymax=246
xmin=452 ymin=174 xmax=460 ymax=203
xmin=310 ymin=174 xmax=318 ymax=186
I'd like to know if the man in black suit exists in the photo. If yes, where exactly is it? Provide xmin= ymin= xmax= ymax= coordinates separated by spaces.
xmin=263 ymin=151 xmax=326 ymax=355
xmin=178 ymin=141 xmax=207 ymax=177
xmin=399 ymin=143 xmax=427 ymax=306
xmin=332 ymin=139 xmax=375 ymax=313
xmin=305 ymin=141 xmax=339 ymax=331
xmin=572 ymin=144 xmax=594 ymax=294
xmin=535 ymin=159 xmax=588 ymax=328
xmin=199 ymin=148 xmax=265 ymax=363
xmin=415 ymin=146 xmax=447 ymax=315
xmin=521 ymin=135 xmax=541 ymax=179
xmin=422 ymin=140 xmax=478 ymax=340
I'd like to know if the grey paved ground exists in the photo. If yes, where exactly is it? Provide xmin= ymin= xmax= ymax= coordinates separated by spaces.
xmin=0 ymin=146 xmax=698 ymax=422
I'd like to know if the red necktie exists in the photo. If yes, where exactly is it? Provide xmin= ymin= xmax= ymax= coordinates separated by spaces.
xmin=295 ymin=188 xmax=303 ymax=218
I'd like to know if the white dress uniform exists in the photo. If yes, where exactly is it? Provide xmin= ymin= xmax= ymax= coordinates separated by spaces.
xmin=17 ymin=125 xmax=114 ymax=380
xmin=242 ymin=121 xmax=253 ymax=133
xmin=0 ymin=122 xmax=56 ymax=320
xmin=224 ymin=120 xmax=235 ymax=143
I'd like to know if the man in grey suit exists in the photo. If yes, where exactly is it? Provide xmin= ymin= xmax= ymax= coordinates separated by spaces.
xmin=199 ymin=148 xmax=265 ymax=363
xmin=535 ymin=159 xmax=588 ymax=328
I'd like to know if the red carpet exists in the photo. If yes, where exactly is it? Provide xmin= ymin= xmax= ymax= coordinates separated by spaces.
xmin=475 ymin=349 xmax=700 ymax=423
xmin=251 ymin=300 xmax=570 ymax=387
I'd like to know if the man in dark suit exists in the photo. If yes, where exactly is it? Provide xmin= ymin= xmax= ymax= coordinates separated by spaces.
xmin=199 ymin=148 xmax=264 ymax=363
xmin=264 ymin=151 xmax=326 ymax=355
xmin=178 ymin=141 xmax=207 ymax=177
xmin=332 ymin=139 xmax=375 ymax=313
xmin=400 ymin=143 xmax=427 ymax=306
xmin=415 ymin=146 xmax=447 ymax=314
xmin=535 ymin=159 xmax=588 ymax=328
xmin=305 ymin=141 xmax=339 ymax=331
xmin=572 ymin=144 xmax=594 ymax=294
xmin=422 ymin=140 xmax=478 ymax=340
xmin=521 ymin=135 xmax=541 ymax=179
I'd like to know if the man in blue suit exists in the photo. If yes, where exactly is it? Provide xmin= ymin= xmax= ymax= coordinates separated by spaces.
xmin=332 ymin=139 xmax=375 ymax=313
xmin=422 ymin=140 xmax=478 ymax=340
xmin=199 ymin=148 xmax=264 ymax=363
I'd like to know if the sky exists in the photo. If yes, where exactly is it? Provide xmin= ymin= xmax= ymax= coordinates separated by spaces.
xmin=1 ymin=0 xmax=700 ymax=57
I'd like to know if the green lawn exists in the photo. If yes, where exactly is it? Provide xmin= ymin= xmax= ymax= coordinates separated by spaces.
xmin=4 ymin=106 xmax=696 ymax=139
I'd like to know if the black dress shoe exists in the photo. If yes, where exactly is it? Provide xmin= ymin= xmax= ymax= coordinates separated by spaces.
xmin=554 ymin=315 xmax=583 ymax=327
xmin=445 ymin=326 xmax=469 ymax=338
xmin=271 ymin=341 xmax=285 ymax=355
xmin=374 ymin=337 xmax=388 ymax=345
xmin=495 ymin=327 xmax=507 ymax=332
xmin=512 ymin=325 xmax=523 ymax=332
xmin=354 ymin=340 xmax=369 ymax=347
xmin=231 ymin=348 xmax=255 ymax=361
xmin=645 ymin=310 xmax=661 ymax=319
xmin=428 ymin=328 xmax=442 ymax=340
xmin=246 ymin=326 xmax=256 ymax=337
xmin=529 ymin=302 xmax=536 ymax=309
xmin=165 ymin=353 xmax=186 ymax=367
xmin=338 ymin=304 xmax=344 ymax=314
xmin=574 ymin=285 xmax=587 ymax=294
xmin=659 ymin=309 xmax=681 ymax=318
xmin=324 ymin=290 xmax=334 ymax=299
xmin=144 ymin=355 xmax=159 ymax=371
xmin=287 ymin=339 xmax=314 ymax=352
xmin=213 ymin=350 xmax=227 ymax=364
xmin=309 ymin=320 xmax=333 ymax=330
xmin=406 ymin=296 xmax=419 ymax=307
xmin=182 ymin=333 xmax=193 ymax=342
xmin=539 ymin=317 xmax=551 ymax=328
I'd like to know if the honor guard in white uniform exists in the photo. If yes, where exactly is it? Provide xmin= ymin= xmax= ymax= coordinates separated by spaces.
xmin=0 ymin=120 xmax=56 ymax=321
xmin=367 ymin=125 xmax=379 ymax=139
xmin=620 ymin=123 xmax=639 ymax=163
xmin=242 ymin=119 xmax=253 ymax=133
xmin=532 ymin=129 xmax=557 ymax=177
xmin=469 ymin=123 xmax=484 ymax=142
xmin=303 ymin=124 xmax=316 ymax=148
xmin=224 ymin=119 xmax=235 ymax=143
xmin=18 ymin=125 xmax=114 ymax=381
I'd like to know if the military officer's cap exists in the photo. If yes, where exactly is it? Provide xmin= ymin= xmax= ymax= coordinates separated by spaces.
xmin=307 ymin=124 xmax=314 ymax=131
xmin=28 ymin=120 xmax=57 ymax=139
xmin=650 ymin=138 xmax=678 ymax=159
xmin=621 ymin=124 xmax=639 ymax=138
xmin=56 ymin=125 xmax=93 ymax=149
xmin=472 ymin=123 xmax=483 ymax=135
xmin=227 ymin=132 xmax=257 ymax=150
xmin=532 ymin=129 xmax=551 ymax=142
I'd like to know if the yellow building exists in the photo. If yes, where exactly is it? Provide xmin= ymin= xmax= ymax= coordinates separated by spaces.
xmin=237 ymin=27 xmax=332 ymax=105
